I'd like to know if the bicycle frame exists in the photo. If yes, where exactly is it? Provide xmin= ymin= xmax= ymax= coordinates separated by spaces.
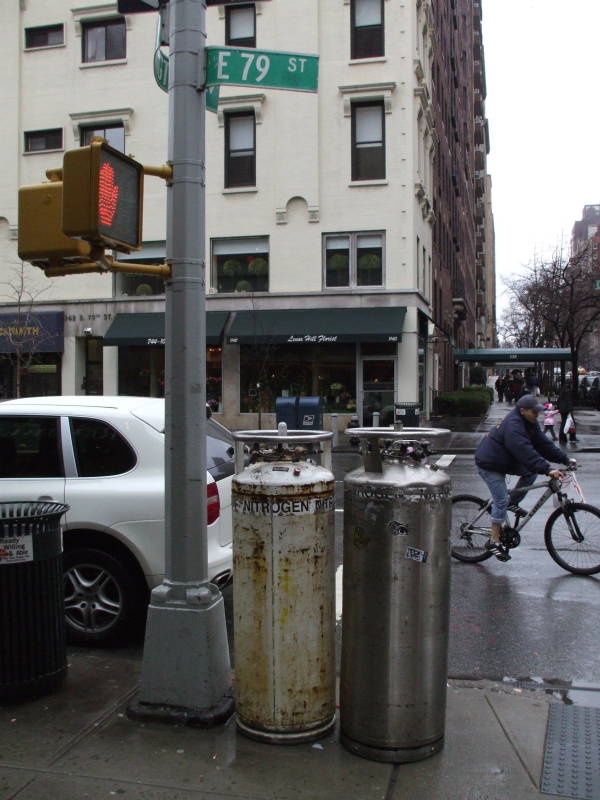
xmin=465 ymin=478 xmax=564 ymax=533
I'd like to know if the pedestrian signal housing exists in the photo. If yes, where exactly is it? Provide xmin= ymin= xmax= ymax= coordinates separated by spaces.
xmin=18 ymin=182 xmax=92 ymax=265
xmin=62 ymin=140 xmax=144 ymax=252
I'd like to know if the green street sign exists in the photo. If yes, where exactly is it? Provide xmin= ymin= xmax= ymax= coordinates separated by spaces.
xmin=595 ymin=280 xmax=600 ymax=290
xmin=206 ymin=85 xmax=220 ymax=113
xmin=205 ymin=46 xmax=318 ymax=92
xmin=154 ymin=48 xmax=169 ymax=92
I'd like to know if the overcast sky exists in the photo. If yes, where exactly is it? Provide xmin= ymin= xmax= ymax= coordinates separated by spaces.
xmin=482 ymin=0 xmax=600 ymax=315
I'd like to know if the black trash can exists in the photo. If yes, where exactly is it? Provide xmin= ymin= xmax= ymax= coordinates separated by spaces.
xmin=394 ymin=402 xmax=420 ymax=427
xmin=0 ymin=501 xmax=69 ymax=701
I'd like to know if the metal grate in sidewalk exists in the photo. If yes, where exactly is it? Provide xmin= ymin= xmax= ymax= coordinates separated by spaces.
xmin=541 ymin=704 xmax=600 ymax=799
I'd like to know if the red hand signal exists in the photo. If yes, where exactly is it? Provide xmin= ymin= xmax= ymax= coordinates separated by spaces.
xmin=98 ymin=162 xmax=119 ymax=226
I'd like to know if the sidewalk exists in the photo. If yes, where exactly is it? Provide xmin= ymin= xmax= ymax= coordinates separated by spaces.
xmin=0 ymin=647 xmax=584 ymax=800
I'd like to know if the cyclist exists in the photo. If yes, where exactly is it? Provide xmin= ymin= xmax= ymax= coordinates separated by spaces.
xmin=475 ymin=394 xmax=572 ymax=560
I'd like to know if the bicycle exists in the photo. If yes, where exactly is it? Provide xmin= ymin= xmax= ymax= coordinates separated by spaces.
xmin=451 ymin=465 xmax=600 ymax=575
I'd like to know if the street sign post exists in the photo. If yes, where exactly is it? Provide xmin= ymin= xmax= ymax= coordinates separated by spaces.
xmin=206 ymin=45 xmax=318 ymax=92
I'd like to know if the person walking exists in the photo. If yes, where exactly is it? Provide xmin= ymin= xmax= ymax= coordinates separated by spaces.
xmin=557 ymin=385 xmax=577 ymax=443
xmin=475 ymin=395 xmax=572 ymax=561
xmin=495 ymin=375 xmax=505 ymax=402
xmin=543 ymin=402 xmax=559 ymax=440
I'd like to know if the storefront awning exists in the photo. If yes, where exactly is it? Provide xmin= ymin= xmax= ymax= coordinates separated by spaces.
xmin=454 ymin=348 xmax=572 ymax=364
xmin=226 ymin=307 xmax=407 ymax=344
xmin=103 ymin=312 xmax=228 ymax=346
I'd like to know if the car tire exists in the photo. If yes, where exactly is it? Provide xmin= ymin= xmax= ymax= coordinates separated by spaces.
xmin=63 ymin=547 xmax=146 ymax=646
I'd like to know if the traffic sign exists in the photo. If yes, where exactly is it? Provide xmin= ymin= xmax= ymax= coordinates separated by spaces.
xmin=206 ymin=46 xmax=318 ymax=92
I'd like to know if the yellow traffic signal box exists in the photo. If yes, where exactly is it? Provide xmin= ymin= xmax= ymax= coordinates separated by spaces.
xmin=18 ymin=182 xmax=92 ymax=265
xmin=63 ymin=139 xmax=144 ymax=252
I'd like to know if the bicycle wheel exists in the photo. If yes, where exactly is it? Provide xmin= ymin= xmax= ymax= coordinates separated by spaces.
xmin=451 ymin=494 xmax=494 ymax=563
xmin=544 ymin=502 xmax=600 ymax=575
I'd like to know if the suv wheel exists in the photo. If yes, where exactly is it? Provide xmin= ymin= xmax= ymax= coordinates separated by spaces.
xmin=63 ymin=548 xmax=146 ymax=645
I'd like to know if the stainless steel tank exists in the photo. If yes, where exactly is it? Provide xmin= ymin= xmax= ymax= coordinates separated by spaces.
xmin=340 ymin=428 xmax=452 ymax=763
xmin=232 ymin=426 xmax=336 ymax=743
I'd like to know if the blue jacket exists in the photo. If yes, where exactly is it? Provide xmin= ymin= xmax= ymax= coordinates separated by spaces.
xmin=475 ymin=407 xmax=570 ymax=476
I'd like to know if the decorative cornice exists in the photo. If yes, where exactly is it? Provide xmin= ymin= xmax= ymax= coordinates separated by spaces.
xmin=69 ymin=107 xmax=134 ymax=140
xmin=216 ymin=93 xmax=265 ymax=126
xmin=339 ymin=82 xmax=396 ymax=116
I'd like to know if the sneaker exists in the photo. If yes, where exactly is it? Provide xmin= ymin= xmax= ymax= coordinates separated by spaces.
xmin=507 ymin=504 xmax=527 ymax=517
xmin=485 ymin=540 xmax=512 ymax=561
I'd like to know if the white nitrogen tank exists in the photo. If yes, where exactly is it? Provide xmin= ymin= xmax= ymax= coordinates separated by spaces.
xmin=232 ymin=427 xmax=336 ymax=743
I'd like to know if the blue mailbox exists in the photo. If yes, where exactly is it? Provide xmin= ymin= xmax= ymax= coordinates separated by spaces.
xmin=297 ymin=397 xmax=322 ymax=430
xmin=275 ymin=396 xmax=298 ymax=428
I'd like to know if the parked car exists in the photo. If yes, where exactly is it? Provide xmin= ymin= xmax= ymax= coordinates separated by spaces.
xmin=0 ymin=396 xmax=234 ymax=645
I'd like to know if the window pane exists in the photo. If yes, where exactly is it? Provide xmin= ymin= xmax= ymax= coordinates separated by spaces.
xmin=71 ymin=417 xmax=136 ymax=477
xmin=325 ymin=237 xmax=350 ymax=287
xmin=229 ymin=116 xmax=254 ymax=150
xmin=215 ymin=249 xmax=268 ymax=293
xmin=106 ymin=20 xmax=126 ymax=59
xmin=355 ymin=0 xmax=382 ymax=26
xmin=240 ymin=343 xmax=356 ymax=414
xmin=25 ymin=24 xmax=64 ymax=48
xmin=0 ymin=417 xmax=62 ymax=478
xmin=25 ymin=129 xmax=62 ymax=152
xmin=228 ymin=6 xmax=255 ymax=41
xmin=84 ymin=25 xmax=105 ymax=61
xmin=226 ymin=113 xmax=255 ymax=187
xmin=357 ymin=234 xmax=383 ymax=286
xmin=104 ymin=126 xmax=125 ymax=151
xmin=355 ymin=106 xmax=382 ymax=144
xmin=213 ymin=237 xmax=268 ymax=255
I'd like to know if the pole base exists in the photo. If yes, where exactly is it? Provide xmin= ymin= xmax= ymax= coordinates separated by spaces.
xmin=128 ymin=688 xmax=234 ymax=728
xmin=236 ymin=713 xmax=336 ymax=745
xmin=340 ymin=731 xmax=444 ymax=763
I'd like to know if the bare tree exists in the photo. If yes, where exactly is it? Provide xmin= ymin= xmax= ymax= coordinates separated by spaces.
xmin=0 ymin=263 xmax=52 ymax=398
xmin=503 ymin=243 xmax=600 ymax=397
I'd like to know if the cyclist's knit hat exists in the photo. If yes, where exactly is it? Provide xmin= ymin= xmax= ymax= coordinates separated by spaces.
xmin=516 ymin=394 xmax=545 ymax=412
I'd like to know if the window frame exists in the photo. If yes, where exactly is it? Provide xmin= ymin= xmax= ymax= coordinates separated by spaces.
xmin=81 ymin=17 xmax=126 ymax=63
xmin=224 ymin=110 xmax=256 ymax=189
xmin=211 ymin=236 xmax=269 ymax=294
xmin=80 ymin=123 xmax=125 ymax=151
xmin=225 ymin=3 xmax=256 ymax=48
xmin=351 ymin=0 xmax=385 ymax=60
xmin=25 ymin=24 xmax=64 ymax=50
xmin=351 ymin=100 xmax=385 ymax=181
xmin=323 ymin=231 xmax=385 ymax=290
xmin=24 ymin=128 xmax=63 ymax=153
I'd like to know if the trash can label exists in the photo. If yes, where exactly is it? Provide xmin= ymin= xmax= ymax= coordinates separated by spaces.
xmin=0 ymin=535 xmax=34 ymax=564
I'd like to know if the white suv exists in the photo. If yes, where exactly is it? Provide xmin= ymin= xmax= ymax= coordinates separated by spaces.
xmin=0 ymin=396 xmax=234 ymax=645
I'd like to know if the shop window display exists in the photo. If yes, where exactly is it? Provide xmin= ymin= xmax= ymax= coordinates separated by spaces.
xmin=240 ymin=343 xmax=356 ymax=413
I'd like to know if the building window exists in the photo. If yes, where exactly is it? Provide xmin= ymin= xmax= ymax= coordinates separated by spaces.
xmin=225 ymin=112 xmax=255 ymax=188
xmin=351 ymin=101 xmax=385 ymax=181
xmin=82 ymin=18 xmax=125 ymax=63
xmin=25 ymin=24 xmax=64 ymax=49
xmin=24 ymin=129 xmax=63 ymax=152
xmin=226 ymin=4 xmax=255 ymax=48
xmin=80 ymin=123 xmax=125 ymax=151
xmin=324 ymin=232 xmax=384 ymax=289
xmin=212 ymin=237 xmax=268 ymax=293
xmin=240 ymin=343 xmax=356 ymax=414
xmin=351 ymin=0 xmax=384 ymax=60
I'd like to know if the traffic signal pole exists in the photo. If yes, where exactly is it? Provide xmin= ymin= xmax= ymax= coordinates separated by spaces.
xmin=132 ymin=0 xmax=234 ymax=724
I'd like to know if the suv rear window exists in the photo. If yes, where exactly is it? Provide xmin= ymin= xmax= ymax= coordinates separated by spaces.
xmin=0 ymin=416 xmax=63 ymax=478
xmin=71 ymin=418 xmax=136 ymax=477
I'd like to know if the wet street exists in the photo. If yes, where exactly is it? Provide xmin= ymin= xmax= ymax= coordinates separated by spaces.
xmin=333 ymin=446 xmax=600 ymax=688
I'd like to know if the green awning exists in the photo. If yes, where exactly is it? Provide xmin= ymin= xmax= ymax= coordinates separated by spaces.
xmin=454 ymin=348 xmax=571 ymax=364
xmin=226 ymin=307 xmax=407 ymax=344
xmin=103 ymin=312 xmax=228 ymax=346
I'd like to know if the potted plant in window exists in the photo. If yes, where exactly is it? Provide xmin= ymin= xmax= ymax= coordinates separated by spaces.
xmin=358 ymin=253 xmax=381 ymax=282
xmin=248 ymin=257 xmax=268 ymax=291
xmin=235 ymin=279 xmax=253 ymax=292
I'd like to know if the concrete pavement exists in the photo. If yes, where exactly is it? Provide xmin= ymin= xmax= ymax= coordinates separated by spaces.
xmin=2 ymin=399 xmax=600 ymax=799
xmin=0 ymin=647 xmax=584 ymax=799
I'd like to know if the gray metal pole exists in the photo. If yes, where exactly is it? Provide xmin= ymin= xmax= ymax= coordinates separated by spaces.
xmin=132 ymin=0 xmax=233 ymax=725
